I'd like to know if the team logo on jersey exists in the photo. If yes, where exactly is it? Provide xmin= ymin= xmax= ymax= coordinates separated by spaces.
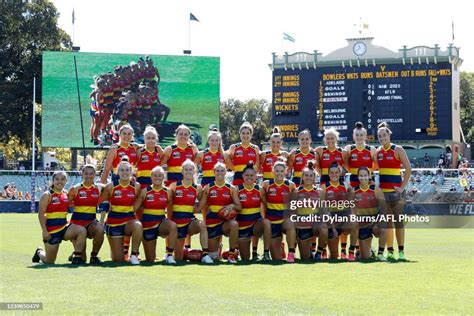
xmin=239 ymin=194 xmax=247 ymax=201
xmin=252 ymin=194 xmax=260 ymax=201
xmin=362 ymin=155 xmax=371 ymax=161
xmin=210 ymin=190 xmax=218 ymax=198
xmin=186 ymin=153 xmax=193 ymax=159
xmin=79 ymin=191 xmax=87 ymax=199
xmin=222 ymin=192 xmax=230 ymax=198
xmin=114 ymin=191 xmax=122 ymax=198
xmin=51 ymin=196 xmax=60 ymax=204
xmin=176 ymin=190 xmax=183 ymax=198
xmin=127 ymin=192 xmax=135 ymax=198
xmin=269 ymin=188 xmax=277 ymax=196
xmin=235 ymin=150 xmax=243 ymax=157
xmin=204 ymin=155 xmax=213 ymax=163
xmin=91 ymin=192 xmax=99 ymax=199
xmin=323 ymin=153 xmax=330 ymax=160
xmin=187 ymin=191 xmax=196 ymax=198
xmin=248 ymin=151 xmax=256 ymax=157
xmin=154 ymin=155 xmax=161 ymax=162
xmin=141 ymin=155 xmax=149 ymax=162
xmin=146 ymin=194 xmax=155 ymax=202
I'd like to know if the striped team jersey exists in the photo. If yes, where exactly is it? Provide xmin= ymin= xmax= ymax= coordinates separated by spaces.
xmin=166 ymin=145 xmax=195 ymax=184
xmin=70 ymin=184 xmax=100 ymax=226
xmin=205 ymin=182 xmax=233 ymax=227
xmin=237 ymin=184 xmax=262 ymax=230
xmin=112 ymin=145 xmax=139 ymax=174
xmin=200 ymin=149 xmax=225 ymax=187
xmin=296 ymin=186 xmax=321 ymax=216
xmin=170 ymin=182 xmax=197 ymax=227
xmin=377 ymin=144 xmax=402 ymax=192
xmin=142 ymin=186 xmax=168 ymax=230
xmin=324 ymin=182 xmax=347 ymax=213
xmin=261 ymin=150 xmax=284 ymax=181
xmin=103 ymin=86 xmax=114 ymax=107
xmin=348 ymin=145 xmax=374 ymax=187
xmin=319 ymin=147 xmax=344 ymax=185
xmin=291 ymin=148 xmax=316 ymax=186
xmin=231 ymin=143 xmax=259 ymax=186
xmin=106 ymin=180 xmax=136 ymax=227
xmin=353 ymin=185 xmax=378 ymax=216
xmin=265 ymin=180 xmax=291 ymax=224
xmin=45 ymin=190 xmax=69 ymax=234
xmin=136 ymin=146 xmax=162 ymax=188
xmin=112 ymin=80 xmax=121 ymax=101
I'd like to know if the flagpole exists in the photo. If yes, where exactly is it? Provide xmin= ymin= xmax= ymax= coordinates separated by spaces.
xmin=188 ymin=17 xmax=191 ymax=51
xmin=32 ymin=77 xmax=36 ymax=171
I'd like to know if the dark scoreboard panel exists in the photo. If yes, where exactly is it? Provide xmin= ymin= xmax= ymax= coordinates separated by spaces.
xmin=272 ymin=62 xmax=452 ymax=142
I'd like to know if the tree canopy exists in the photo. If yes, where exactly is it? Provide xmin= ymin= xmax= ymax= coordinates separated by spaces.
xmin=0 ymin=0 xmax=72 ymax=146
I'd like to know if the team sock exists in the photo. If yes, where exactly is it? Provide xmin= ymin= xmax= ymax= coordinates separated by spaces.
xmin=166 ymin=247 xmax=174 ymax=256
xmin=288 ymin=248 xmax=295 ymax=253
xmin=202 ymin=248 xmax=209 ymax=257
xmin=378 ymin=247 xmax=384 ymax=255
xmin=348 ymin=245 xmax=356 ymax=255
xmin=398 ymin=245 xmax=404 ymax=252
xmin=388 ymin=247 xmax=394 ymax=254
xmin=341 ymin=243 xmax=347 ymax=254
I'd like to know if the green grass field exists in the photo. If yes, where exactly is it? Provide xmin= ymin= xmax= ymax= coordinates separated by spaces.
xmin=1 ymin=214 xmax=473 ymax=315
xmin=42 ymin=51 xmax=220 ymax=148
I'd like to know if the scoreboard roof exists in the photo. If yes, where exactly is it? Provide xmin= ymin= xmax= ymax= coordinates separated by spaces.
xmin=270 ymin=38 xmax=462 ymax=144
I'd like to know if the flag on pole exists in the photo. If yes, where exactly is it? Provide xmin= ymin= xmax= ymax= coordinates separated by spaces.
xmin=190 ymin=13 xmax=199 ymax=22
xmin=283 ymin=32 xmax=295 ymax=43
xmin=72 ymin=8 xmax=75 ymax=24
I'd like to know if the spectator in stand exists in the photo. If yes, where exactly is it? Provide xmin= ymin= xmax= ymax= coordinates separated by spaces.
xmin=445 ymin=152 xmax=452 ymax=168
xmin=424 ymin=153 xmax=430 ymax=167
xmin=437 ymin=158 xmax=444 ymax=169
xmin=2 ymin=183 xmax=17 ymax=200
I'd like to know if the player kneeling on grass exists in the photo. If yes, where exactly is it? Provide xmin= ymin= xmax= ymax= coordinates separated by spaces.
xmin=168 ymin=159 xmax=213 ymax=264
xmin=196 ymin=162 xmax=241 ymax=263
xmin=262 ymin=160 xmax=297 ymax=262
xmin=32 ymin=171 xmax=87 ymax=265
xmin=236 ymin=162 xmax=272 ymax=261
xmin=67 ymin=164 xmax=105 ymax=264
xmin=349 ymin=167 xmax=388 ymax=261
xmin=295 ymin=161 xmax=328 ymax=260
xmin=321 ymin=162 xmax=358 ymax=261
xmin=99 ymin=158 xmax=143 ymax=265
xmin=134 ymin=166 xmax=177 ymax=264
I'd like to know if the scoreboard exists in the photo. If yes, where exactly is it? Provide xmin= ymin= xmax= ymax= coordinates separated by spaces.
xmin=272 ymin=62 xmax=453 ymax=142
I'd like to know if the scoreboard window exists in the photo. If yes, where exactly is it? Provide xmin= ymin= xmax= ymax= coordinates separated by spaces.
xmin=272 ymin=62 xmax=452 ymax=142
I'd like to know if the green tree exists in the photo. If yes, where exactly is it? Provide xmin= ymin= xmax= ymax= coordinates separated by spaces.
xmin=0 ymin=0 xmax=72 ymax=146
xmin=460 ymin=72 xmax=474 ymax=144
xmin=220 ymin=99 xmax=272 ymax=148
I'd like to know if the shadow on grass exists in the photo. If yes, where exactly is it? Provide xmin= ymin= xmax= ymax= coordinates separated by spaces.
xmin=27 ymin=258 xmax=417 ymax=268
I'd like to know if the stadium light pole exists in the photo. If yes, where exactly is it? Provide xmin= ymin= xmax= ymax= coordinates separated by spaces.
xmin=73 ymin=49 xmax=87 ymax=165
xmin=32 ymin=76 xmax=36 ymax=171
